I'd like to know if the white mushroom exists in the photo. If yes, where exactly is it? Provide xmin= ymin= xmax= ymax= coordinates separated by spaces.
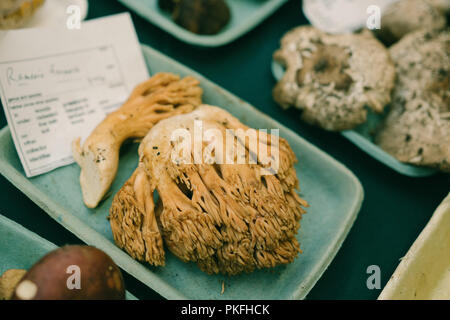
xmin=376 ymin=29 xmax=450 ymax=172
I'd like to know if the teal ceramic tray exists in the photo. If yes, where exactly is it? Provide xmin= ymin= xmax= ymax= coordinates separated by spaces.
xmin=271 ymin=61 xmax=438 ymax=177
xmin=0 ymin=45 xmax=363 ymax=300
xmin=118 ymin=0 xmax=288 ymax=47
xmin=0 ymin=214 xmax=136 ymax=300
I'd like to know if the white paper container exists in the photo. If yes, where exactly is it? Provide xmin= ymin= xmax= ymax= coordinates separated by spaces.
xmin=379 ymin=192 xmax=450 ymax=300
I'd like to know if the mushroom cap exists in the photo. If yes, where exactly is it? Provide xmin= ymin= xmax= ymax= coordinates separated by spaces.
xmin=273 ymin=26 xmax=396 ymax=131
xmin=376 ymin=29 xmax=450 ymax=172
xmin=110 ymin=105 xmax=308 ymax=275
xmin=377 ymin=0 xmax=447 ymax=45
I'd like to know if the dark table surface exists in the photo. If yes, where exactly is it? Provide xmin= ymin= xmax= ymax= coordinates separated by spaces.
xmin=0 ymin=0 xmax=449 ymax=300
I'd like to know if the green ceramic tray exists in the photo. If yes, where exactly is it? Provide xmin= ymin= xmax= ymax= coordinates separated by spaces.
xmin=0 ymin=214 xmax=137 ymax=300
xmin=271 ymin=60 xmax=438 ymax=177
xmin=118 ymin=0 xmax=288 ymax=47
xmin=0 ymin=45 xmax=363 ymax=300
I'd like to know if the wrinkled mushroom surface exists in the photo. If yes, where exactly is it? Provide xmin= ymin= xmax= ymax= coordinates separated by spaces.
xmin=273 ymin=26 xmax=396 ymax=131
xmin=376 ymin=0 xmax=447 ymax=45
xmin=376 ymin=29 xmax=450 ymax=172
xmin=73 ymin=73 xmax=202 ymax=208
xmin=110 ymin=105 xmax=308 ymax=274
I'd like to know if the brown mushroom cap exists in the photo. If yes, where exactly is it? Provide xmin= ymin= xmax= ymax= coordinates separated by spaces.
xmin=377 ymin=0 xmax=447 ymax=45
xmin=376 ymin=29 xmax=450 ymax=172
xmin=273 ymin=26 xmax=396 ymax=131
xmin=110 ymin=105 xmax=308 ymax=275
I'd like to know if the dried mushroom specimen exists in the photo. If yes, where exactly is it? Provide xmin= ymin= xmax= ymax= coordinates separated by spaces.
xmin=110 ymin=105 xmax=308 ymax=274
xmin=73 ymin=73 xmax=203 ymax=208
xmin=0 ymin=0 xmax=45 ymax=29
xmin=376 ymin=0 xmax=447 ymax=45
xmin=376 ymin=29 xmax=450 ymax=172
xmin=0 ymin=269 xmax=26 ymax=300
xmin=273 ymin=26 xmax=396 ymax=131
xmin=165 ymin=0 xmax=231 ymax=35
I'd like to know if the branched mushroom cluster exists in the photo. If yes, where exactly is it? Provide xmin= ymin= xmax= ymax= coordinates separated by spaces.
xmin=109 ymin=105 xmax=308 ymax=274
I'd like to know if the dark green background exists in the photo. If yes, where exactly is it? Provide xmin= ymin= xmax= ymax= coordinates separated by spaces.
xmin=0 ymin=0 xmax=448 ymax=300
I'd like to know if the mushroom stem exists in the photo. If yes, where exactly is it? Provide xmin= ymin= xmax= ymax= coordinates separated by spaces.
xmin=15 ymin=280 xmax=38 ymax=300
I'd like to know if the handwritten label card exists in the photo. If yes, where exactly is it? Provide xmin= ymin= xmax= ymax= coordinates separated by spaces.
xmin=0 ymin=13 xmax=149 ymax=177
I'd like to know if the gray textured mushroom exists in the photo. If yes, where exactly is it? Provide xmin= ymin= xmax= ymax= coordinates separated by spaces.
xmin=109 ymin=105 xmax=308 ymax=274
xmin=376 ymin=0 xmax=447 ymax=45
xmin=376 ymin=29 xmax=450 ymax=172
xmin=273 ymin=26 xmax=396 ymax=131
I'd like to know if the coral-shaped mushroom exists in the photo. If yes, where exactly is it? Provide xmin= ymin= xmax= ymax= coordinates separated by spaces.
xmin=109 ymin=105 xmax=308 ymax=274
xmin=273 ymin=26 xmax=396 ymax=131
xmin=376 ymin=29 xmax=450 ymax=172
xmin=73 ymin=73 xmax=203 ymax=208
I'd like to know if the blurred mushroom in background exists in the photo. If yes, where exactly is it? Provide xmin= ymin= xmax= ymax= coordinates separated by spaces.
xmin=376 ymin=0 xmax=448 ymax=45
xmin=158 ymin=0 xmax=231 ymax=35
